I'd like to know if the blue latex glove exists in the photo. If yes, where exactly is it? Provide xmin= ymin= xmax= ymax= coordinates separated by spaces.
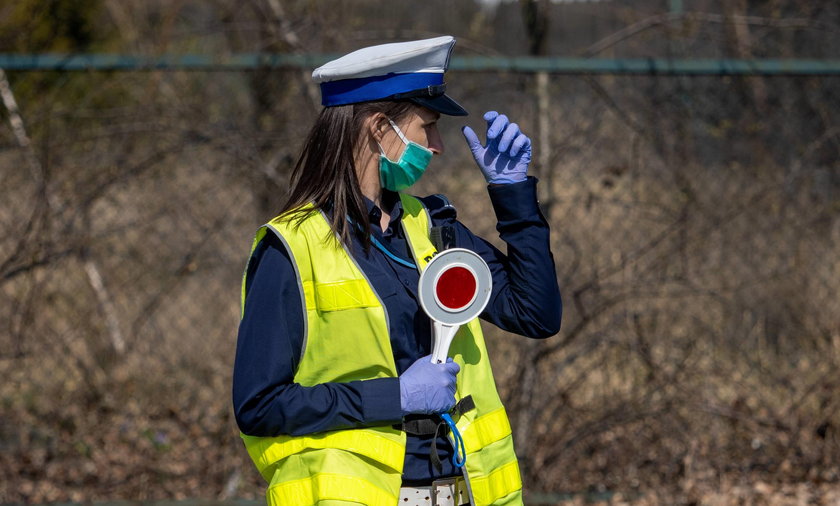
xmin=399 ymin=355 xmax=460 ymax=416
xmin=462 ymin=111 xmax=532 ymax=184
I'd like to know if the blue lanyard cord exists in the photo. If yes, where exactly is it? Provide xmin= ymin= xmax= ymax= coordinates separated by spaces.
xmin=370 ymin=235 xmax=417 ymax=269
xmin=347 ymin=215 xmax=417 ymax=269
xmin=441 ymin=413 xmax=466 ymax=468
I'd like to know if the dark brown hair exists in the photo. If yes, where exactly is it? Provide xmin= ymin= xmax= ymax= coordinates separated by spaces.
xmin=278 ymin=100 xmax=416 ymax=250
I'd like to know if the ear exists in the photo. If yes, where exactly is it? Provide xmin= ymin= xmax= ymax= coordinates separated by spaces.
xmin=368 ymin=112 xmax=390 ymax=142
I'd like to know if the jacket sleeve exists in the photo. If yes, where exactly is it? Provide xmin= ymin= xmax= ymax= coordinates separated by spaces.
xmin=424 ymin=176 xmax=562 ymax=338
xmin=232 ymin=232 xmax=403 ymax=437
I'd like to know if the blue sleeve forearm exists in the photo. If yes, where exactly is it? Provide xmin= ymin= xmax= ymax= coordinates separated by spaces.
xmin=431 ymin=177 xmax=562 ymax=338
xmin=232 ymin=233 xmax=402 ymax=437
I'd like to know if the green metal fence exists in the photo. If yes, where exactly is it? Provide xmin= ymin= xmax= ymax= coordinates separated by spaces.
xmin=2 ymin=53 xmax=840 ymax=75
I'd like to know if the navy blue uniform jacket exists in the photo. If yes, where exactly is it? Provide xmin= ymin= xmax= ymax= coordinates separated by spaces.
xmin=233 ymin=177 xmax=561 ymax=484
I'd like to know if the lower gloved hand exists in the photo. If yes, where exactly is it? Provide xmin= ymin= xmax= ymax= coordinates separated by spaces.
xmin=462 ymin=111 xmax=532 ymax=184
xmin=399 ymin=355 xmax=460 ymax=416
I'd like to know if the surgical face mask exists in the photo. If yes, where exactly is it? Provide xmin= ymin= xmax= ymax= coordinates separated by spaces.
xmin=378 ymin=119 xmax=433 ymax=192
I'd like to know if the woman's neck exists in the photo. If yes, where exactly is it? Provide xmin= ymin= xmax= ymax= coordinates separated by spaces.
xmin=360 ymin=180 xmax=391 ymax=233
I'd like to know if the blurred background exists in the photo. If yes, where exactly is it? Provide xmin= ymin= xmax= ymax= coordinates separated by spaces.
xmin=1 ymin=0 xmax=839 ymax=504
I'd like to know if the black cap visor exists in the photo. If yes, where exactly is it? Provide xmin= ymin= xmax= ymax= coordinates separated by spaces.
xmin=409 ymin=94 xmax=468 ymax=116
xmin=388 ymin=84 xmax=468 ymax=116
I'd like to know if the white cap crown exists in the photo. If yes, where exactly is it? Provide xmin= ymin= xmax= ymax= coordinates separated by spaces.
xmin=312 ymin=36 xmax=455 ymax=83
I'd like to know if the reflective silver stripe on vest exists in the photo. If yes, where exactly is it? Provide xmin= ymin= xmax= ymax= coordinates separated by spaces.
xmin=264 ymin=224 xmax=309 ymax=366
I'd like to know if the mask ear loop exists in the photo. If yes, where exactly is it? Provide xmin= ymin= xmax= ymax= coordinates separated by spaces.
xmin=376 ymin=117 xmax=408 ymax=157
xmin=388 ymin=119 xmax=411 ymax=145
xmin=379 ymin=118 xmax=410 ymax=162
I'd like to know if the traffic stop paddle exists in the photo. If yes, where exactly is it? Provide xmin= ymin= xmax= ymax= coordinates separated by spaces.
xmin=418 ymin=248 xmax=493 ymax=363
xmin=417 ymin=247 xmax=493 ymax=468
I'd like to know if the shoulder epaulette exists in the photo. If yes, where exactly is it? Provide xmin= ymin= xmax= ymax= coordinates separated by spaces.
xmin=418 ymin=193 xmax=457 ymax=220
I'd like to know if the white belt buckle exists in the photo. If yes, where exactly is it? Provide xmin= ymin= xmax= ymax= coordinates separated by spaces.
xmin=431 ymin=477 xmax=459 ymax=506
xmin=399 ymin=477 xmax=469 ymax=506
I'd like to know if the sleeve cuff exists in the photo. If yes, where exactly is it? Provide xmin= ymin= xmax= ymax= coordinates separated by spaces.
xmin=359 ymin=377 xmax=403 ymax=424
xmin=487 ymin=176 xmax=541 ymax=224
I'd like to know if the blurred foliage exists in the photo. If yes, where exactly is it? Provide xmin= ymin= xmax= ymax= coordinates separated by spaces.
xmin=0 ymin=0 xmax=105 ymax=52
xmin=0 ymin=0 xmax=123 ymax=140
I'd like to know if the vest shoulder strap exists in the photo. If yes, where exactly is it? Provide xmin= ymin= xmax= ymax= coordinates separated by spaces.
xmin=398 ymin=193 xmax=437 ymax=269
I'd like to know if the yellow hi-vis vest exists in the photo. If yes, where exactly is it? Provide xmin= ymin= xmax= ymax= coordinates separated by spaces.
xmin=239 ymin=194 xmax=523 ymax=506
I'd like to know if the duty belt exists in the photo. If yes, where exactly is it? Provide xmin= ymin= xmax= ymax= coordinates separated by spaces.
xmin=393 ymin=396 xmax=475 ymax=471
xmin=400 ymin=477 xmax=470 ymax=506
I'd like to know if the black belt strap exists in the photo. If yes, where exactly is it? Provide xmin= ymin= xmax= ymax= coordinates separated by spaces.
xmin=430 ymin=421 xmax=449 ymax=472
xmin=399 ymin=416 xmax=441 ymax=436
xmin=393 ymin=395 xmax=476 ymax=436
xmin=393 ymin=396 xmax=476 ymax=473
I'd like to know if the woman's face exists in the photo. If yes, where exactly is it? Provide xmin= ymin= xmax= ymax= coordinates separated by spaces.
xmin=380 ymin=106 xmax=444 ymax=158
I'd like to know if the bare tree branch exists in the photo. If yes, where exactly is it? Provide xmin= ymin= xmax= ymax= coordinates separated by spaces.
xmin=582 ymin=11 xmax=823 ymax=58
xmin=0 ymin=68 xmax=44 ymax=185
xmin=262 ymin=0 xmax=321 ymax=112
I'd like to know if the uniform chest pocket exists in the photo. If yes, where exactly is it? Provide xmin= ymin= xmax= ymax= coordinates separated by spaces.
xmin=303 ymin=279 xmax=383 ymax=312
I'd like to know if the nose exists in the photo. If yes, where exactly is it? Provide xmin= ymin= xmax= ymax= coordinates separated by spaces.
xmin=427 ymin=126 xmax=444 ymax=155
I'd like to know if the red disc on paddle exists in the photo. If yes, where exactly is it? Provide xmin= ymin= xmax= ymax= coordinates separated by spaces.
xmin=435 ymin=266 xmax=477 ymax=310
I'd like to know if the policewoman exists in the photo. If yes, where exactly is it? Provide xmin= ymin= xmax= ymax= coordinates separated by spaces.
xmin=233 ymin=36 xmax=561 ymax=506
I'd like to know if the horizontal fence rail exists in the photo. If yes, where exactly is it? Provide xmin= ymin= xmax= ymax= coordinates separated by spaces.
xmin=1 ymin=53 xmax=840 ymax=75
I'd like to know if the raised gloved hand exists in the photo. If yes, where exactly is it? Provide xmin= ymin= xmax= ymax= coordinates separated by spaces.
xmin=462 ymin=111 xmax=532 ymax=184
xmin=399 ymin=355 xmax=460 ymax=416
